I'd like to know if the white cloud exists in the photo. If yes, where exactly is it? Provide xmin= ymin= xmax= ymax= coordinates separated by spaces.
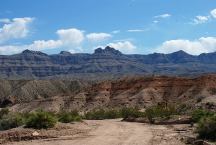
xmin=156 ymin=37 xmax=216 ymax=55
xmin=107 ymin=41 xmax=136 ymax=53
xmin=210 ymin=9 xmax=216 ymax=18
xmin=127 ymin=29 xmax=145 ymax=32
xmin=191 ymin=8 xmax=216 ymax=25
xmin=35 ymin=28 xmax=84 ymax=50
xmin=111 ymin=30 xmax=120 ymax=34
xmin=153 ymin=20 xmax=159 ymax=24
xmin=28 ymin=40 xmax=63 ymax=50
xmin=0 ymin=17 xmax=34 ymax=44
xmin=0 ymin=28 xmax=85 ymax=54
xmin=193 ymin=15 xmax=210 ymax=24
xmin=154 ymin=14 xmax=171 ymax=19
xmin=0 ymin=45 xmax=22 ymax=55
xmin=0 ymin=40 xmax=63 ymax=55
xmin=0 ymin=23 xmax=134 ymax=54
xmin=0 ymin=18 xmax=11 ymax=23
xmin=86 ymin=33 xmax=112 ymax=42
xmin=57 ymin=28 xmax=84 ymax=46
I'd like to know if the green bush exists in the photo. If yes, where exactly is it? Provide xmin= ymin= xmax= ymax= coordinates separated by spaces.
xmin=197 ymin=115 xmax=216 ymax=141
xmin=85 ymin=109 xmax=107 ymax=120
xmin=145 ymin=107 xmax=156 ymax=123
xmin=120 ymin=107 xmax=144 ymax=119
xmin=58 ymin=111 xmax=82 ymax=123
xmin=25 ymin=110 xmax=57 ymax=129
xmin=0 ymin=108 xmax=9 ymax=119
xmin=104 ymin=109 xmax=121 ymax=119
xmin=85 ymin=109 xmax=121 ymax=120
xmin=0 ymin=113 xmax=24 ymax=130
xmin=192 ymin=109 xmax=214 ymax=122
xmin=145 ymin=104 xmax=177 ymax=123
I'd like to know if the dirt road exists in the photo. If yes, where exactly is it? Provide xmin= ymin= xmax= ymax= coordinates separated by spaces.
xmin=10 ymin=119 xmax=152 ymax=145
xmin=8 ymin=119 xmax=185 ymax=145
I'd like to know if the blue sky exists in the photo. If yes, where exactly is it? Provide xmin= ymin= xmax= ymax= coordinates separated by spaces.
xmin=0 ymin=0 xmax=216 ymax=55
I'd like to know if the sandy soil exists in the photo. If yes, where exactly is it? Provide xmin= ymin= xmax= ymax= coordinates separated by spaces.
xmin=6 ymin=119 xmax=185 ymax=145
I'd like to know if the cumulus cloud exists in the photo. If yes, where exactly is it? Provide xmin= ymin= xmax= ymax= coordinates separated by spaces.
xmin=155 ymin=37 xmax=216 ymax=55
xmin=107 ymin=41 xmax=136 ymax=53
xmin=210 ymin=9 xmax=216 ymax=18
xmin=0 ymin=28 xmax=85 ymax=54
xmin=0 ymin=26 xmax=117 ymax=54
xmin=191 ymin=8 xmax=216 ymax=25
xmin=28 ymin=40 xmax=63 ymax=50
xmin=0 ymin=17 xmax=34 ymax=44
xmin=154 ymin=14 xmax=171 ymax=19
xmin=0 ymin=45 xmax=22 ymax=54
xmin=86 ymin=33 xmax=112 ymax=42
xmin=0 ymin=40 xmax=63 ymax=55
xmin=193 ymin=15 xmax=210 ymax=24
xmin=57 ymin=28 xmax=84 ymax=46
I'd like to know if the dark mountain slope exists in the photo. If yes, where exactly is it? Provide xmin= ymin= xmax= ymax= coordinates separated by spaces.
xmin=1 ymin=46 xmax=216 ymax=79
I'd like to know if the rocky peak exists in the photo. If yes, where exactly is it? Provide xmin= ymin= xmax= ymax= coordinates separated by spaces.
xmin=59 ymin=51 xmax=72 ymax=55
xmin=94 ymin=46 xmax=122 ymax=56
xmin=170 ymin=50 xmax=190 ymax=56
xmin=167 ymin=50 xmax=193 ymax=59
xmin=21 ymin=49 xmax=48 ymax=56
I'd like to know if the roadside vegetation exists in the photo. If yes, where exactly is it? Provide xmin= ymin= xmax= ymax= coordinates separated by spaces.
xmin=196 ymin=115 xmax=216 ymax=141
xmin=0 ymin=105 xmax=216 ymax=142
xmin=0 ymin=107 xmax=144 ymax=130
xmin=191 ymin=108 xmax=216 ymax=141
xmin=84 ymin=107 xmax=144 ymax=120
xmin=0 ymin=109 xmax=82 ymax=130
xmin=58 ymin=110 xmax=82 ymax=123
xmin=0 ymin=108 xmax=24 ymax=130
xmin=25 ymin=110 xmax=57 ymax=129
xmin=145 ymin=103 xmax=177 ymax=123
xmin=84 ymin=109 xmax=121 ymax=120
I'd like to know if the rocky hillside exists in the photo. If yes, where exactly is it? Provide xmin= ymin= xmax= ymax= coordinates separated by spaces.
xmin=0 ymin=80 xmax=90 ymax=107
xmin=1 ymin=46 xmax=216 ymax=79
xmin=1 ymin=75 xmax=216 ymax=112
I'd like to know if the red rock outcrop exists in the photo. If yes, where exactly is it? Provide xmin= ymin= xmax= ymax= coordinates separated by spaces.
xmin=7 ymin=74 xmax=216 ymax=112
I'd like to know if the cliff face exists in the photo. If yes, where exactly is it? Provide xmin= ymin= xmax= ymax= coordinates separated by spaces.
xmin=1 ymin=47 xmax=216 ymax=79
xmin=2 ymin=75 xmax=216 ymax=112
xmin=83 ymin=75 xmax=216 ymax=109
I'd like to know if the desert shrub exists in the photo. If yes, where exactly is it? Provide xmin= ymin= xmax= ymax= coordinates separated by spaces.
xmin=175 ymin=103 xmax=194 ymax=115
xmin=105 ymin=109 xmax=122 ymax=119
xmin=85 ymin=109 xmax=121 ymax=120
xmin=0 ymin=108 xmax=9 ymax=119
xmin=25 ymin=110 xmax=57 ymax=129
xmin=145 ymin=107 xmax=157 ymax=123
xmin=120 ymin=107 xmax=144 ymax=119
xmin=191 ymin=109 xmax=214 ymax=123
xmin=196 ymin=115 xmax=216 ymax=141
xmin=58 ymin=111 xmax=82 ymax=123
xmin=85 ymin=109 xmax=107 ymax=120
xmin=145 ymin=104 xmax=177 ymax=123
xmin=0 ymin=113 xmax=24 ymax=130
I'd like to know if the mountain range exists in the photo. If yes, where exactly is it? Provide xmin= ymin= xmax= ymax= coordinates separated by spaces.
xmin=1 ymin=46 xmax=216 ymax=79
